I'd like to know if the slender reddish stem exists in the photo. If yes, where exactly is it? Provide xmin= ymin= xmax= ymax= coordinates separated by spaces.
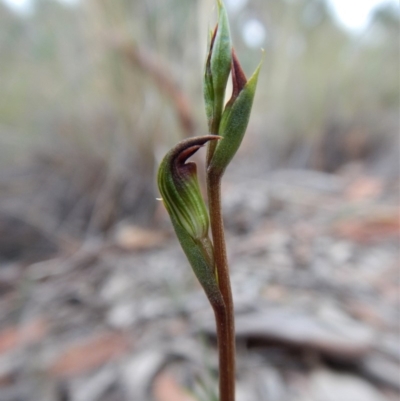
xmin=207 ymin=172 xmax=235 ymax=401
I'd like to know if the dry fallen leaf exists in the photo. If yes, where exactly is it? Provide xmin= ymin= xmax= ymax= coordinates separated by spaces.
xmin=344 ymin=176 xmax=383 ymax=202
xmin=114 ymin=225 xmax=167 ymax=251
xmin=153 ymin=371 xmax=197 ymax=401
xmin=50 ymin=332 xmax=129 ymax=378
xmin=0 ymin=318 xmax=48 ymax=355
xmin=333 ymin=211 xmax=400 ymax=244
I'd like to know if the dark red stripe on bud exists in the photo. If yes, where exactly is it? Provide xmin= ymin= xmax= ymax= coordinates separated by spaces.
xmin=227 ymin=49 xmax=248 ymax=107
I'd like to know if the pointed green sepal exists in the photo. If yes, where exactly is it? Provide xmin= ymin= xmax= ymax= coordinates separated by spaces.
xmin=209 ymin=52 xmax=262 ymax=176
xmin=172 ymin=222 xmax=224 ymax=308
xmin=203 ymin=0 xmax=232 ymax=134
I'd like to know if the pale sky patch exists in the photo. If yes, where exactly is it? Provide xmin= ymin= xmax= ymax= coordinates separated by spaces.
xmin=243 ymin=18 xmax=266 ymax=48
xmin=326 ymin=0 xmax=398 ymax=31
xmin=2 ymin=0 xmax=79 ymax=13
xmin=2 ymin=0 xmax=398 ymax=32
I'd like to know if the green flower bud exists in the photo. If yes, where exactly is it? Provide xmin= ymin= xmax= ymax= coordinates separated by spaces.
xmin=204 ymin=0 xmax=232 ymax=134
xmin=157 ymin=136 xmax=224 ymax=308
xmin=209 ymin=50 xmax=261 ymax=176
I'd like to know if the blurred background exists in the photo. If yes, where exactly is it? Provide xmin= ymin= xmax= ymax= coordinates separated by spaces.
xmin=0 ymin=0 xmax=399 ymax=400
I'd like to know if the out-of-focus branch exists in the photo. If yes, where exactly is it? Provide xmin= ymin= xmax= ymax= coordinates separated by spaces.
xmin=111 ymin=38 xmax=196 ymax=138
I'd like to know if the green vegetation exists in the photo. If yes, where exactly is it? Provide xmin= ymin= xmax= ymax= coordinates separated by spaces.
xmin=0 ymin=0 xmax=398 ymax=231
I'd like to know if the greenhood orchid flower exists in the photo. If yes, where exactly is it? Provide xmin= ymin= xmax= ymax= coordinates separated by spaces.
xmin=157 ymin=136 xmax=224 ymax=308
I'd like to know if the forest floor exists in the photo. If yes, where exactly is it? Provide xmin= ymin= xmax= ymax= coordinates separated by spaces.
xmin=0 ymin=155 xmax=398 ymax=401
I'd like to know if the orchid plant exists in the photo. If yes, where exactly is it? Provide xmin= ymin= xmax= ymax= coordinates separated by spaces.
xmin=157 ymin=1 xmax=260 ymax=400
